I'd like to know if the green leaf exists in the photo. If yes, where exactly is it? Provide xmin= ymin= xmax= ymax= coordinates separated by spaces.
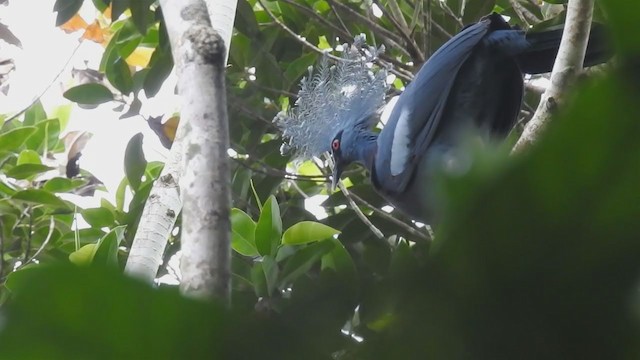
xmin=5 ymin=164 xmax=53 ymax=180
xmin=279 ymin=239 xmax=335 ymax=285
xmin=12 ymin=189 xmax=69 ymax=209
xmin=64 ymin=83 xmax=114 ymax=105
xmin=124 ymin=133 xmax=147 ymax=191
xmin=24 ymin=118 xmax=60 ymax=153
xmin=255 ymin=195 xmax=282 ymax=256
xmin=23 ymin=100 xmax=47 ymax=126
xmin=68 ymin=244 xmax=97 ymax=266
xmin=91 ymin=0 xmax=110 ymax=12
xmin=50 ymin=104 xmax=73 ymax=132
xmin=111 ymin=0 xmax=130 ymax=21
xmin=321 ymin=238 xmax=356 ymax=283
xmin=43 ymin=177 xmax=86 ymax=193
xmin=16 ymin=150 xmax=41 ymax=165
xmin=231 ymin=208 xmax=258 ymax=256
xmin=0 ymin=127 xmax=37 ymax=152
xmin=282 ymin=221 xmax=341 ymax=245
xmin=0 ymin=265 xmax=227 ymax=359
xmin=107 ymin=57 xmax=133 ymax=94
xmin=130 ymin=0 xmax=153 ymax=35
xmin=92 ymin=226 xmax=125 ymax=267
xmin=143 ymin=45 xmax=173 ymax=97
xmin=82 ymin=207 xmax=116 ymax=228
xmin=262 ymin=255 xmax=279 ymax=296
xmin=54 ymin=0 xmax=83 ymax=26
xmin=251 ymin=262 xmax=268 ymax=298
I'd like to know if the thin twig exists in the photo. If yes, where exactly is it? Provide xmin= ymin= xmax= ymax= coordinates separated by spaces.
xmin=337 ymin=182 xmax=384 ymax=239
xmin=257 ymin=0 xmax=349 ymax=63
xmin=22 ymin=207 xmax=33 ymax=263
xmin=19 ymin=216 xmax=55 ymax=268
xmin=279 ymin=0 xmax=352 ymax=40
xmin=327 ymin=0 xmax=406 ymax=49
xmin=509 ymin=0 xmax=541 ymax=27
xmin=349 ymin=191 xmax=430 ymax=242
xmin=327 ymin=0 xmax=351 ymax=37
xmin=318 ymin=157 xmax=384 ymax=240
xmin=372 ymin=0 xmax=425 ymax=63
xmin=439 ymin=1 xmax=463 ymax=27
xmin=231 ymin=156 xmax=329 ymax=182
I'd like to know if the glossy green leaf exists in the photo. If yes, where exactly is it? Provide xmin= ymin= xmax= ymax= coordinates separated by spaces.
xmin=82 ymin=208 xmax=116 ymax=228
xmin=231 ymin=208 xmax=258 ymax=257
xmin=124 ymin=133 xmax=147 ymax=191
xmin=16 ymin=150 xmax=41 ymax=165
xmin=130 ymin=0 xmax=153 ymax=35
xmin=23 ymin=100 xmax=46 ymax=126
xmin=255 ymin=195 xmax=282 ymax=256
xmin=24 ymin=118 xmax=60 ymax=153
xmin=107 ymin=57 xmax=133 ymax=94
xmin=43 ymin=177 xmax=86 ymax=193
xmin=92 ymin=226 xmax=125 ymax=267
xmin=0 ymin=127 xmax=37 ymax=152
xmin=63 ymin=83 xmax=114 ymax=105
xmin=11 ymin=189 xmax=69 ymax=209
xmin=143 ymin=45 xmax=173 ymax=97
xmin=282 ymin=221 xmax=340 ymax=245
xmin=5 ymin=164 xmax=53 ymax=180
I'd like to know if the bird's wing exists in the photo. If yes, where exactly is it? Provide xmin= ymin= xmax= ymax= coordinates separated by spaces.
xmin=375 ymin=17 xmax=492 ymax=193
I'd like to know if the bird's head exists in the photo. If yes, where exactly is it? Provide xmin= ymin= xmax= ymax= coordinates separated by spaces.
xmin=330 ymin=130 xmax=347 ymax=190
xmin=330 ymin=125 xmax=378 ymax=190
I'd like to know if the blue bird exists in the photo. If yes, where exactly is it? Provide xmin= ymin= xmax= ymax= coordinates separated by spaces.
xmin=278 ymin=13 xmax=609 ymax=224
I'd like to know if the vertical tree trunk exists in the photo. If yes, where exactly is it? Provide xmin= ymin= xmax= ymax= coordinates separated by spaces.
xmin=125 ymin=0 xmax=237 ymax=303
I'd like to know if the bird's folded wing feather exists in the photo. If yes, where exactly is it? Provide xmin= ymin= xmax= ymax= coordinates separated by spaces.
xmin=375 ymin=18 xmax=492 ymax=193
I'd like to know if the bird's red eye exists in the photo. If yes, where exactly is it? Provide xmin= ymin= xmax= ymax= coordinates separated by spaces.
xmin=331 ymin=139 xmax=340 ymax=151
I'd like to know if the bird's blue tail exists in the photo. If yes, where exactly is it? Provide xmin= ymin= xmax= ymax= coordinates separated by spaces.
xmin=517 ymin=24 xmax=611 ymax=74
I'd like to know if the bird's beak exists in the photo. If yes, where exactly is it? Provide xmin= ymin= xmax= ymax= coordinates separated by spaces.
xmin=331 ymin=163 xmax=342 ymax=191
